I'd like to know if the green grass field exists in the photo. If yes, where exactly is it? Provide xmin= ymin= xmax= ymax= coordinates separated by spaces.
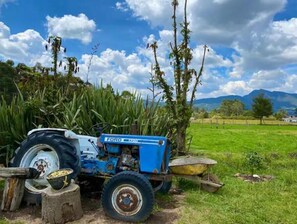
xmin=177 ymin=122 xmax=297 ymax=224
xmin=1 ymin=122 xmax=296 ymax=223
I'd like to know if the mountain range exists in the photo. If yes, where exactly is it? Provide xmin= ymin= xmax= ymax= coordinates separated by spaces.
xmin=193 ymin=89 xmax=297 ymax=114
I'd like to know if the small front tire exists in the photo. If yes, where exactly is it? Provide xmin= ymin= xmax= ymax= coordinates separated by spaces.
xmin=101 ymin=171 xmax=154 ymax=222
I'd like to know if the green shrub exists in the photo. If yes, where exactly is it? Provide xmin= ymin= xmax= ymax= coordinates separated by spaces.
xmin=244 ymin=151 xmax=264 ymax=174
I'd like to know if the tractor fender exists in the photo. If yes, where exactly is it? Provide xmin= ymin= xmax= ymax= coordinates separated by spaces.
xmin=27 ymin=128 xmax=99 ymax=161
xmin=28 ymin=128 xmax=78 ymax=138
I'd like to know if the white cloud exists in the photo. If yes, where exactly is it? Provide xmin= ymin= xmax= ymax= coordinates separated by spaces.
xmin=76 ymin=28 xmax=233 ymax=99
xmin=46 ymin=13 xmax=96 ymax=44
xmin=217 ymin=81 xmax=252 ymax=96
xmin=248 ymin=70 xmax=287 ymax=90
xmin=124 ymin=0 xmax=173 ymax=27
xmin=282 ymin=74 xmax=297 ymax=93
xmin=120 ymin=0 xmax=286 ymax=44
xmin=192 ymin=46 xmax=233 ymax=69
xmin=118 ymin=0 xmax=297 ymax=98
xmin=0 ymin=22 xmax=48 ymax=65
xmin=0 ymin=21 xmax=10 ymax=38
xmin=115 ymin=2 xmax=129 ymax=12
xmin=78 ymin=49 xmax=152 ymax=93
xmin=232 ymin=17 xmax=297 ymax=76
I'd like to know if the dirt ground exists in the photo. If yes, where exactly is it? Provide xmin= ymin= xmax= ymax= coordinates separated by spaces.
xmin=0 ymin=185 xmax=184 ymax=224
xmin=234 ymin=173 xmax=275 ymax=183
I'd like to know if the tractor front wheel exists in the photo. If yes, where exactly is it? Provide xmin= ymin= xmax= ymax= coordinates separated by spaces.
xmin=101 ymin=171 xmax=154 ymax=222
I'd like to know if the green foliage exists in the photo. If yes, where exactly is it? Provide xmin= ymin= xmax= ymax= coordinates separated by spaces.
xmin=0 ymin=179 xmax=4 ymax=190
xmin=193 ymin=108 xmax=209 ymax=119
xmin=150 ymin=0 xmax=207 ymax=155
xmin=274 ymin=109 xmax=288 ymax=120
xmin=0 ymin=61 xmax=18 ymax=101
xmin=244 ymin=151 xmax=264 ymax=174
xmin=0 ymin=97 xmax=35 ymax=165
xmin=0 ymin=85 xmax=171 ymax=164
xmin=252 ymin=94 xmax=273 ymax=124
xmin=46 ymin=36 xmax=63 ymax=76
xmin=64 ymin=56 xmax=79 ymax=77
xmin=219 ymin=99 xmax=245 ymax=117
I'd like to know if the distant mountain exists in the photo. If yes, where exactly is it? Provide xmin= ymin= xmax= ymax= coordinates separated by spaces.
xmin=193 ymin=89 xmax=297 ymax=114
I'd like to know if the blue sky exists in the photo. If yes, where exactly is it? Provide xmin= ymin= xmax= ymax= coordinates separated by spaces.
xmin=0 ymin=0 xmax=297 ymax=99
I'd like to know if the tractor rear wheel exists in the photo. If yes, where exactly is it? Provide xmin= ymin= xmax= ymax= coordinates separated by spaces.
xmin=101 ymin=171 xmax=154 ymax=222
xmin=11 ymin=131 xmax=80 ymax=203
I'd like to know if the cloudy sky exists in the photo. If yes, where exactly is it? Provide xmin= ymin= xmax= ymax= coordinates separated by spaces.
xmin=0 ymin=0 xmax=297 ymax=99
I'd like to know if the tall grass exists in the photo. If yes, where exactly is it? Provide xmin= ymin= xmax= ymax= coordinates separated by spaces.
xmin=0 ymin=87 xmax=171 ymax=164
xmin=0 ymin=97 xmax=36 ymax=164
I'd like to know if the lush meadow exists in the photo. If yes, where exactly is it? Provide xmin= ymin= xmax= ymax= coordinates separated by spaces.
xmin=176 ymin=122 xmax=297 ymax=224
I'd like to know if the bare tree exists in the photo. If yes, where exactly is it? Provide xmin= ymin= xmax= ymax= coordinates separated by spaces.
xmin=86 ymin=43 xmax=100 ymax=84
xmin=150 ymin=0 xmax=207 ymax=155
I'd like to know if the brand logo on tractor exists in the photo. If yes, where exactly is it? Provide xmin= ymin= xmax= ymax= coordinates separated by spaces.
xmin=104 ymin=137 xmax=140 ymax=143
xmin=105 ymin=137 xmax=123 ymax=142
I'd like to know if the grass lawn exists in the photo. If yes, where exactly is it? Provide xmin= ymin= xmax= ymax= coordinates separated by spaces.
xmin=1 ymin=122 xmax=296 ymax=223
xmin=176 ymin=122 xmax=297 ymax=224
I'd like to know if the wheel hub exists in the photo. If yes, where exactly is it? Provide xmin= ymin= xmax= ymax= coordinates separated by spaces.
xmin=112 ymin=184 xmax=143 ymax=216
xmin=20 ymin=146 xmax=60 ymax=191
xmin=116 ymin=189 xmax=139 ymax=212
xmin=33 ymin=159 xmax=49 ymax=177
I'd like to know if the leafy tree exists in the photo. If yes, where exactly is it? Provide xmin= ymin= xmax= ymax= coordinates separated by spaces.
xmin=194 ymin=108 xmax=209 ymax=119
xmin=121 ymin=90 xmax=135 ymax=100
xmin=219 ymin=99 xmax=244 ymax=117
xmin=6 ymin=59 xmax=14 ymax=67
xmin=294 ymin=108 xmax=297 ymax=117
xmin=0 ymin=61 xmax=18 ymax=101
xmin=150 ymin=0 xmax=207 ymax=155
xmin=274 ymin=109 xmax=288 ymax=120
xmin=252 ymin=94 xmax=273 ymax=124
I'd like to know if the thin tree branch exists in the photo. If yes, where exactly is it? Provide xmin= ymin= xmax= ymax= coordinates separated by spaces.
xmin=190 ymin=45 xmax=207 ymax=107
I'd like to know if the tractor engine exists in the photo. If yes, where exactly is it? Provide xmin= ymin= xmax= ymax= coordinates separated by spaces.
xmin=81 ymin=133 xmax=170 ymax=176
xmin=81 ymin=143 xmax=139 ymax=176
xmin=118 ymin=147 xmax=139 ymax=171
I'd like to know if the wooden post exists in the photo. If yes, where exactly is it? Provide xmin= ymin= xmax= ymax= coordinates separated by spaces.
xmin=41 ymin=183 xmax=83 ymax=224
xmin=0 ymin=167 xmax=40 ymax=211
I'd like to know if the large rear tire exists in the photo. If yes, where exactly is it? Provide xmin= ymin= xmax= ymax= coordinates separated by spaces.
xmin=11 ymin=131 xmax=80 ymax=203
xmin=101 ymin=171 xmax=154 ymax=222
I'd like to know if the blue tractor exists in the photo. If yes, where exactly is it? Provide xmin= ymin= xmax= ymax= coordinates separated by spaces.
xmin=11 ymin=127 xmax=172 ymax=222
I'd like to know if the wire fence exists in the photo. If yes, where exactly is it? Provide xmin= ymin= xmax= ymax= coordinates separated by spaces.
xmin=192 ymin=118 xmax=297 ymax=126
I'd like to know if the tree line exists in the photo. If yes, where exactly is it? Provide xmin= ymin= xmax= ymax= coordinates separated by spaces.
xmin=193 ymin=95 xmax=291 ymax=124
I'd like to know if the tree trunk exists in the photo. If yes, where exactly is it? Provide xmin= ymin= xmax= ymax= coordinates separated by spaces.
xmin=176 ymin=125 xmax=187 ymax=155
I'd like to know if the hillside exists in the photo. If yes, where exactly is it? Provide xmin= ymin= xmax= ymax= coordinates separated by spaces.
xmin=193 ymin=89 xmax=297 ymax=114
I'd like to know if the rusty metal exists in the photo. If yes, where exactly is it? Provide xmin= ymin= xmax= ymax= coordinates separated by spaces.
xmin=116 ymin=189 xmax=139 ymax=212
